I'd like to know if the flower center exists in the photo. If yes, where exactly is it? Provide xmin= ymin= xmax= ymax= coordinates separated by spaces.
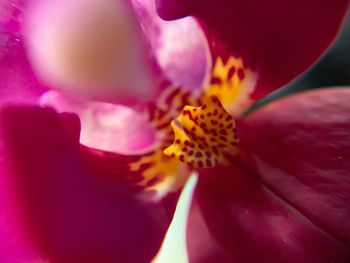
xmin=164 ymin=96 xmax=239 ymax=168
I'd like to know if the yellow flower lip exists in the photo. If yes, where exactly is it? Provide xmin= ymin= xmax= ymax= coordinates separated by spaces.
xmin=164 ymin=95 xmax=239 ymax=168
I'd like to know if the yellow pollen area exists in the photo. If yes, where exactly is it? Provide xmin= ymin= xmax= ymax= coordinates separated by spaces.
xmin=129 ymin=149 xmax=189 ymax=200
xmin=164 ymin=96 xmax=239 ymax=168
xmin=203 ymin=56 xmax=257 ymax=117
xmin=127 ymin=56 xmax=255 ymax=197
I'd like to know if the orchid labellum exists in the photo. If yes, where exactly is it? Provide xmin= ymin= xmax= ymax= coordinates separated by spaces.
xmin=0 ymin=0 xmax=350 ymax=262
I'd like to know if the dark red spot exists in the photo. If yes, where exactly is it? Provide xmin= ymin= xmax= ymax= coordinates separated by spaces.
xmin=211 ymin=97 xmax=219 ymax=103
xmin=226 ymin=123 xmax=233 ymax=129
xmin=183 ymin=110 xmax=191 ymax=116
xmin=185 ymin=140 xmax=194 ymax=147
xmin=147 ymin=175 xmax=162 ymax=187
xmin=166 ymin=88 xmax=181 ymax=105
xmin=188 ymin=151 xmax=194 ymax=156
xmin=219 ymin=129 xmax=228 ymax=135
xmin=182 ymin=147 xmax=188 ymax=152
xmin=228 ymin=66 xmax=236 ymax=79
xmin=238 ymin=68 xmax=245 ymax=80
xmin=139 ymin=162 xmax=153 ymax=171
xmin=210 ymin=129 xmax=218 ymax=136
xmin=197 ymin=161 xmax=204 ymax=168
xmin=201 ymin=104 xmax=207 ymax=110
xmin=206 ymin=159 xmax=212 ymax=167
xmin=203 ymin=141 xmax=209 ymax=148
xmin=200 ymin=123 xmax=207 ymax=129
xmin=180 ymin=155 xmax=185 ymax=162
xmin=211 ymin=120 xmax=218 ymax=125
xmin=195 ymin=152 xmax=203 ymax=158
xmin=219 ymin=136 xmax=228 ymax=142
xmin=218 ymin=114 xmax=224 ymax=119
xmin=190 ymin=133 xmax=198 ymax=141
xmin=211 ymin=77 xmax=222 ymax=85
xmin=225 ymin=116 xmax=233 ymax=121
xmin=175 ymin=139 xmax=181 ymax=144
xmin=205 ymin=152 xmax=211 ymax=158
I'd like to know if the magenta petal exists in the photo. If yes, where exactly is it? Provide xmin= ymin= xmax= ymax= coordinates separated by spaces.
xmin=238 ymin=87 xmax=350 ymax=248
xmin=0 ymin=0 xmax=26 ymax=33
xmin=188 ymin=165 xmax=350 ymax=263
xmin=0 ymin=33 xmax=47 ymax=104
xmin=0 ymin=106 xmax=170 ymax=262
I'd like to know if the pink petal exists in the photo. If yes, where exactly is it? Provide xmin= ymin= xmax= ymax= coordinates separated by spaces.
xmin=132 ymin=0 xmax=211 ymax=91
xmin=0 ymin=106 xmax=171 ymax=262
xmin=40 ymin=91 xmax=156 ymax=154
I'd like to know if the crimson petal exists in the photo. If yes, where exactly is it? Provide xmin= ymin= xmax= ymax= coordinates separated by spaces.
xmin=156 ymin=0 xmax=349 ymax=101
xmin=238 ymin=87 xmax=350 ymax=247
xmin=187 ymin=88 xmax=350 ymax=262
xmin=0 ymin=106 xmax=170 ymax=263
xmin=188 ymin=164 xmax=350 ymax=263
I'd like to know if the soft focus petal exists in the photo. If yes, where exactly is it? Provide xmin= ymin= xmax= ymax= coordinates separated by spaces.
xmin=40 ymin=90 xmax=156 ymax=154
xmin=238 ymin=87 xmax=350 ymax=247
xmin=156 ymin=0 xmax=349 ymax=102
xmin=0 ymin=106 xmax=171 ymax=262
xmin=187 ymin=164 xmax=350 ymax=263
xmin=132 ymin=0 xmax=211 ymax=90
xmin=24 ymin=0 xmax=156 ymax=105
xmin=0 ymin=31 xmax=47 ymax=104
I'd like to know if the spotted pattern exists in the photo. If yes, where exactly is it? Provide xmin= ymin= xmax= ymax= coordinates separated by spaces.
xmin=127 ymin=86 xmax=196 ymax=199
xmin=164 ymin=96 xmax=239 ymax=168
xmin=129 ymin=149 xmax=189 ymax=199
xmin=203 ymin=56 xmax=257 ymax=117
xmin=126 ymin=56 xmax=255 ymax=196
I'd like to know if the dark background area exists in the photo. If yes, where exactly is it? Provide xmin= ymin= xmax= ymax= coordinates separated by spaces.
xmin=252 ymin=12 xmax=350 ymax=110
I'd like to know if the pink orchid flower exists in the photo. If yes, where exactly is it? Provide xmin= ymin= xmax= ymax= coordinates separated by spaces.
xmin=0 ymin=0 xmax=350 ymax=262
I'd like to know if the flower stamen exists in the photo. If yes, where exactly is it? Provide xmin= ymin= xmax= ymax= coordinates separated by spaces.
xmin=164 ymin=96 xmax=239 ymax=168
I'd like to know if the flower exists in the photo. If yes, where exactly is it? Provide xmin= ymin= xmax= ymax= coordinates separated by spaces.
xmin=0 ymin=0 xmax=350 ymax=263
